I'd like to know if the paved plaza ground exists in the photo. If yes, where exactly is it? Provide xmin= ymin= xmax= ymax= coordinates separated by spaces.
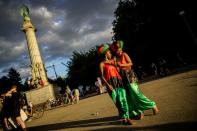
xmin=24 ymin=69 xmax=197 ymax=130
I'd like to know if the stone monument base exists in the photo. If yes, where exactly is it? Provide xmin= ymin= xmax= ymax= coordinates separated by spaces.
xmin=25 ymin=84 xmax=55 ymax=105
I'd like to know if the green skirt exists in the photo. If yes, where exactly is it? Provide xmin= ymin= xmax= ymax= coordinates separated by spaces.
xmin=110 ymin=87 xmax=130 ymax=119
xmin=107 ymin=77 xmax=130 ymax=119
xmin=127 ymin=82 xmax=156 ymax=117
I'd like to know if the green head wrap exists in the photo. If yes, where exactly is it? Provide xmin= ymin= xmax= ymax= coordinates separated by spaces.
xmin=97 ymin=44 xmax=109 ymax=55
xmin=118 ymin=40 xmax=124 ymax=49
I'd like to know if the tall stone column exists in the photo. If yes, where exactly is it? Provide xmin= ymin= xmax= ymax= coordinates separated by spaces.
xmin=20 ymin=5 xmax=49 ymax=87
xmin=20 ymin=5 xmax=55 ymax=104
xmin=21 ymin=20 xmax=48 ymax=86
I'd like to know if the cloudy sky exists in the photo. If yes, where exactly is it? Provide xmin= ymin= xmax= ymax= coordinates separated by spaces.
xmin=0 ymin=0 xmax=119 ymax=79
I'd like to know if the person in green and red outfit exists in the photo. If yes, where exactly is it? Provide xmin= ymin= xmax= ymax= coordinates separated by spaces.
xmin=97 ymin=44 xmax=134 ymax=125
xmin=111 ymin=40 xmax=159 ymax=120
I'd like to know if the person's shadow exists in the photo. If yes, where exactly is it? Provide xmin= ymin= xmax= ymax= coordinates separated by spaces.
xmin=28 ymin=116 xmax=197 ymax=131
xmin=28 ymin=116 xmax=120 ymax=131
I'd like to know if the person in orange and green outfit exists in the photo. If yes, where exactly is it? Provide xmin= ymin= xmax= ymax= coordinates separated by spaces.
xmin=97 ymin=44 xmax=134 ymax=125
xmin=111 ymin=40 xmax=159 ymax=120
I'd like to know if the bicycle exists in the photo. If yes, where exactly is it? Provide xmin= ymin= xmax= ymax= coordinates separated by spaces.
xmin=47 ymin=94 xmax=72 ymax=107
xmin=24 ymin=102 xmax=46 ymax=120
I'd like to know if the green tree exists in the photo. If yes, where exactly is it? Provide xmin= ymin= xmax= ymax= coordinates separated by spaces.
xmin=113 ymin=0 xmax=197 ymax=71
xmin=112 ymin=0 xmax=149 ymax=66
xmin=66 ymin=47 xmax=99 ymax=89
xmin=7 ymin=68 xmax=25 ymax=92
xmin=0 ymin=76 xmax=11 ymax=94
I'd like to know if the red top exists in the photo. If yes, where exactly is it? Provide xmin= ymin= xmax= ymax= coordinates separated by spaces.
xmin=104 ymin=63 xmax=121 ymax=81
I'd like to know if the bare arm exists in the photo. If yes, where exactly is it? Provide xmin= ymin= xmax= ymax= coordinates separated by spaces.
xmin=99 ymin=62 xmax=113 ymax=91
xmin=4 ymin=118 xmax=9 ymax=129
xmin=118 ymin=53 xmax=133 ymax=68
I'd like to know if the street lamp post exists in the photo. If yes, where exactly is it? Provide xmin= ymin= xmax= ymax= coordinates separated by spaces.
xmin=179 ymin=10 xmax=197 ymax=45
xmin=52 ymin=64 xmax=58 ymax=79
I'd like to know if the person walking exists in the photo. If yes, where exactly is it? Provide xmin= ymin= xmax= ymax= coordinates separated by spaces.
xmin=97 ymin=44 xmax=134 ymax=125
xmin=95 ymin=77 xmax=104 ymax=94
xmin=1 ymin=85 xmax=27 ymax=131
xmin=72 ymin=89 xmax=80 ymax=104
xmin=64 ymin=85 xmax=72 ymax=104
xmin=111 ymin=40 xmax=159 ymax=119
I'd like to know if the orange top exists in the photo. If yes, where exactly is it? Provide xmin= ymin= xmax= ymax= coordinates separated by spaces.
xmin=120 ymin=53 xmax=131 ymax=70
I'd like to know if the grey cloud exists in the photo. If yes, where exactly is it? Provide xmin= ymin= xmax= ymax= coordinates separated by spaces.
xmin=0 ymin=0 xmax=118 ymax=77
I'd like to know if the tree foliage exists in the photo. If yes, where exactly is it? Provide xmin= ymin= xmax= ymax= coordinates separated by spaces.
xmin=8 ymin=68 xmax=22 ymax=85
xmin=0 ymin=68 xmax=26 ymax=93
xmin=112 ymin=0 xmax=197 ymax=72
xmin=66 ymin=47 xmax=100 ymax=89
xmin=112 ymin=0 xmax=151 ymax=67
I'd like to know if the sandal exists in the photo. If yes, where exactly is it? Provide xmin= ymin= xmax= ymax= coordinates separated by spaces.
xmin=127 ymin=118 xmax=135 ymax=125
